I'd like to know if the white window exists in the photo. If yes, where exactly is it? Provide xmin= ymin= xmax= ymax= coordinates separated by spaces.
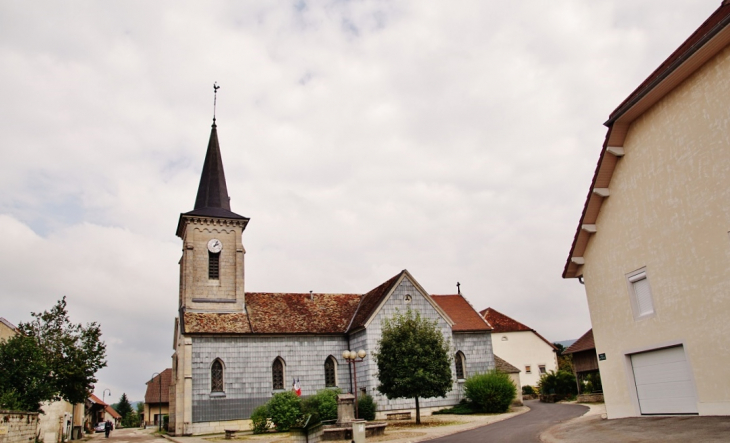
xmin=538 ymin=365 xmax=546 ymax=374
xmin=628 ymin=269 xmax=655 ymax=319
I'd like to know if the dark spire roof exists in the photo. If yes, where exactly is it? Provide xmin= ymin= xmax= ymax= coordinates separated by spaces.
xmin=194 ymin=122 xmax=232 ymax=211
xmin=178 ymin=121 xmax=249 ymax=233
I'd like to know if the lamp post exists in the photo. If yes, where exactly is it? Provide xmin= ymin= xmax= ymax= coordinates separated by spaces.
xmin=102 ymin=389 xmax=111 ymax=423
xmin=150 ymin=373 xmax=162 ymax=432
xmin=342 ymin=349 xmax=367 ymax=419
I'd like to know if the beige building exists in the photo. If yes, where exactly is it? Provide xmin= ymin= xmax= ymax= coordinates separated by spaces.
xmin=563 ymin=2 xmax=730 ymax=418
xmin=145 ymin=369 xmax=171 ymax=428
xmin=0 ymin=317 xmax=17 ymax=342
xmin=480 ymin=308 xmax=558 ymax=388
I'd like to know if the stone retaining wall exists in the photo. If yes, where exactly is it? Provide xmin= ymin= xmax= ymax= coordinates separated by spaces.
xmin=0 ymin=411 xmax=39 ymax=443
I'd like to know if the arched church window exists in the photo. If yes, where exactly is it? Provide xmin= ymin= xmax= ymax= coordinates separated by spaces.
xmin=211 ymin=359 xmax=224 ymax=392
xmin=324 ymin=356 xmax=337 ymax=387
xmin=455 ymin=351 xmax=466 ymax=380
xmin=209 ymin=251 xmax=220 ymax=279
xmin=272 ymin=358 xmax=285 ymax=390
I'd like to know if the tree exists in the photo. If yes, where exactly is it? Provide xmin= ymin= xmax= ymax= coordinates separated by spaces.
xmin=116 ymin=393 xmax=133 ymax=421
xmin=373 ymin=309 xmax=452 ymax=424
xmin=4 ymin=297 xmax=107 ymax=409
xmin=553 ymin=343 xmax=574 ymax=373
xmin=0 ymin=334 xmax=55 ymax=411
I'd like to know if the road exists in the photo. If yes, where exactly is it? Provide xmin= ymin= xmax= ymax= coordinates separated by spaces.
xmin=427 ymin=400 xmax=588 ymax=443
xmin=90 ymin=427 xmax=163 ymax=443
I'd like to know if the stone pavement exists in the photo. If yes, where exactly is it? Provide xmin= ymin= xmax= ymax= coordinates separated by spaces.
xmin=541 ymin=403 xmax=730 ymax=442
xmin=162 ymin=406 xmax=529 ymax=443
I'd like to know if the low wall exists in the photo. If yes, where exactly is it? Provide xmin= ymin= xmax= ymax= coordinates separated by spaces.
xmin=0 ymin=411 xmax=39 ymax=443
xmin=577 ymin=393 xmax=604 ymax=403
xmin=184 ymin=419 xmax=252 ymax=436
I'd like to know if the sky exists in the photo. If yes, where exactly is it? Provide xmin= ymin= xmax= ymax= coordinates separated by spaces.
xmin=0 ymin=0 xmax=720 ymax=403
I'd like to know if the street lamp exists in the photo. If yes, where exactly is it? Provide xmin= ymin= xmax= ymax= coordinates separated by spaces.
xmin=150 ymin=373 xmax=162 ymax=432
xmin=342 ymin=350 xmax=367 ymax=419
xmin=102 ymin=389 xmax=111 ymax=423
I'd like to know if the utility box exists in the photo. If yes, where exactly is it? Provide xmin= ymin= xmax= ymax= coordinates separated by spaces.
xmin=351 ymin=419 xmax=366 ymax=443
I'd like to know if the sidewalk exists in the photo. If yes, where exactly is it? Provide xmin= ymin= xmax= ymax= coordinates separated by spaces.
xmin=163 ymin=406 xmax=529 ymax=443
xmin=541 ymin=403 xmax=730 ymax=443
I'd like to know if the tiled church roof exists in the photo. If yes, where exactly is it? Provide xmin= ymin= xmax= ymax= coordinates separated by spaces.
xmin=184 ymin=312 xmax=252 ymax=334
xmin=181 ymin=271 xmax=489 ymax=335
xmin=494 ymin=355 xmax=520 ymax=374
xmin=347 ymin=271 xmax=404 ymax=331
xmin=246 ymin=292 xmax=361 ymax=334
xmin=431 ymin=295 xmax=492 ymax=332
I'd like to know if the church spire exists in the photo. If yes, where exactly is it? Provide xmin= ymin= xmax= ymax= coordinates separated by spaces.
xmin=193 ymin=121 xmax=231 ymax=211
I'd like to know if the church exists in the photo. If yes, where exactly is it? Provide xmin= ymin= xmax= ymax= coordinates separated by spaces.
xmin=169 ymin=118 xmax=496 ymax=436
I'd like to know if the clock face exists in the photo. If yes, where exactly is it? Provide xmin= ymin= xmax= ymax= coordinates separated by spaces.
xmin=207 ymin=238 xmax=223 ymax=253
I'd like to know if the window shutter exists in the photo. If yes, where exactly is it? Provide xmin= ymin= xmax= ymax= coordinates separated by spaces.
xmin=632 ymin=275 xmax=654 ymax=316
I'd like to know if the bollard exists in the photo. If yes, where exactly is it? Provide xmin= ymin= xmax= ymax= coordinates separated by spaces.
xmin=351 ymin=419 xmax=366 ymax=443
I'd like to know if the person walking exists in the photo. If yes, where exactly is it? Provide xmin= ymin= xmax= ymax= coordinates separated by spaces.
xmin=104 ymin=420 xmax=112 ymax=438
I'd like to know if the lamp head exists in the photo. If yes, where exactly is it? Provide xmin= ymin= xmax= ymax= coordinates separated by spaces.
xmin=357 ymin=350 xmax=367 ymax=359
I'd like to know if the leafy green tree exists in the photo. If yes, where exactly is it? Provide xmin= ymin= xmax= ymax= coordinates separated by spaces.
xmin=553 ymin=343 xmax=573 ymax=372
xmin=0 ymin=334 xmax=55 ymax=411
xmin=373 ymin=309 xmax=452 ymax=424
xmin=11 ymin=297 xmax=107 ymax=407
xmin=136 ymin=401 xmax=144 ymax=415
xmin=116 ymin=393 xmax=133 ymax=421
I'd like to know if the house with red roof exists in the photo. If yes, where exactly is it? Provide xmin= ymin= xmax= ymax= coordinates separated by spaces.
xmin=480 ymin=308 xmax=557 ymax=388
xmin=563 ymin=1 xmax=730 ymax=418
xmin=168 ymin=119 xmax=495 ymax=435
xmin=145 ymin=369 xmax=171 ymax=428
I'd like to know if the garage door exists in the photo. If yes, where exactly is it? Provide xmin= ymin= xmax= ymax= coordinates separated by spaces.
xmin=630 ymin=346 xmax=698 ymax=415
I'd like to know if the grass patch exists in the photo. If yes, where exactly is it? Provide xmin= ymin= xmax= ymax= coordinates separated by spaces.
xmin=387 ymin=420 xmax=464 ymax=429
xmin=433 ymin=403 xmax=479 ymax=415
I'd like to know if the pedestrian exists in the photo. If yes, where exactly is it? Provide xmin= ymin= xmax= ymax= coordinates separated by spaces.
xmin=104 ymin=420 xmax=112 ymax=438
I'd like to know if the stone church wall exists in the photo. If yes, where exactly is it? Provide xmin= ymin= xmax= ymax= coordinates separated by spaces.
xmin=191 ymin=335 xmax=349 ymax=422
xmin=359 ymin=278 xmax=495 ymax=414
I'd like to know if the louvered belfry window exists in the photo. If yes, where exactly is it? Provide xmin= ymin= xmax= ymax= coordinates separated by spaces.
xmin=455 ymin=352 xmax=465 ymax=380
xmin=325 ymin=357 xmax=336 ymax=387
xmin=209 ymin=251 xmax=220 ymax=279
xmin=211 ymin=360 xmax=223 ymax=392
xmin=272 ymin=358 xmax=284 ymax=390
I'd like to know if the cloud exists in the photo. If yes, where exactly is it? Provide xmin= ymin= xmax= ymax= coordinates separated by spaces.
xmin=0 ymin=0 xmax=718 ymax=400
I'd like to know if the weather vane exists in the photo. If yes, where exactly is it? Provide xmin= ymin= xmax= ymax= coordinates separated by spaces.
xmin=213 ymin=82 xmax=220 ymax=122
xmin=456 ymin=282 xmax=461 ymax=295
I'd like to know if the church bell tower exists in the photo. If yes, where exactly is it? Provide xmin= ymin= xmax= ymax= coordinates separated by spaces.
xmin=175 ymin=119 xmax=249 ymax=312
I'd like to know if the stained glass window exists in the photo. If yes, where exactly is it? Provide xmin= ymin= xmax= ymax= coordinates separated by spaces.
xmin=211 ymin=360 xmax=223 ymax=392
xmin=325 ymin=357 xmax=336 ymax=387
xmin=455 ymin=352 xmax=465 ymax=380
xmin=272 ymin=358 xmax=284 ymax=390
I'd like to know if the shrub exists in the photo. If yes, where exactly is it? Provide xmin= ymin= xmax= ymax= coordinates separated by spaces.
xmin=538 ymin=370 xmax=577 ymax=398
xmin=522 ymin=385 xmax=535 ymax=396
xmin=432 ymin=401 xmax=477 ymax=415
xmin=250 ymin=405 xmax=269 ymax=434
xmin=464 ymin=371 xmax=516 ymax=413
xmin=302 ymin=389 xmax=340 ymax=424
xmin=267 ymin=391 xmax=302 ymax=432
xmin=358 ymin=394 xmax=376 ymax=421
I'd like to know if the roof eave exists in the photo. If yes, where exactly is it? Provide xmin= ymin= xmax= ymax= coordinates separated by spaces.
xmin=563 ymin=11 xmax=730 ymax=279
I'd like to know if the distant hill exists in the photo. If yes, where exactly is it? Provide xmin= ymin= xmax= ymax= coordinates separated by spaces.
xmin=554 ymin=339 xmax=577 ymax=349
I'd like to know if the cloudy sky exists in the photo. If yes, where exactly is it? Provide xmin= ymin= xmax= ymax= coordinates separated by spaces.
xmin=0 ymin=0 xmax=719 ymax=403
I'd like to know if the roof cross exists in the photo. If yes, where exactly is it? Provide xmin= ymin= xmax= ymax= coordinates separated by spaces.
xmin=213 ymin=82 xmax=220 ymax=123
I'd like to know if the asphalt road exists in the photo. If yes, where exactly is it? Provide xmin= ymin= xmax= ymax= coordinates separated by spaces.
xmin=427 ymin=400 xmax=588 ymax=443
xmin=91 ymin=427 xmax=163 ymax=443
